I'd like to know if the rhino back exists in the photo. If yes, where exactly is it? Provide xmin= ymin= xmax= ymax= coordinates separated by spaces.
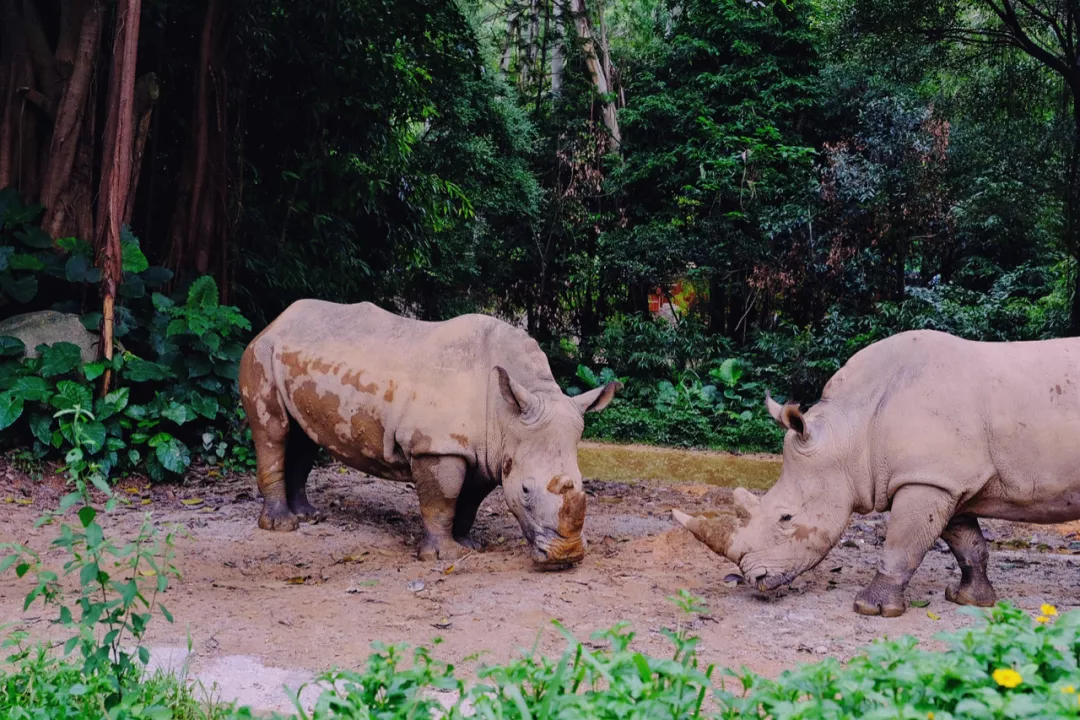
xmin=827 ymin=330 xmax=1080 ymax=519
xmin=255 ymin=300 xmax=557 ymax=474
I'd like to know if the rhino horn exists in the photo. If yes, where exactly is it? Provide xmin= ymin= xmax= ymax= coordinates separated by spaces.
xmin=672 ymin=509 xmax=736 ymax=557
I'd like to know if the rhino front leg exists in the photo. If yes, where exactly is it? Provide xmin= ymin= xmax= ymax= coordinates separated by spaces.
xmin=854 ymin=486 xmax=955 ymax=617
xmin=452 ymin=478 xmax=497 ymax=550
xmin=413 ymin=455 xmax=472 ymax=561
xmin=941 ymin=514 xmax=997 ymax=607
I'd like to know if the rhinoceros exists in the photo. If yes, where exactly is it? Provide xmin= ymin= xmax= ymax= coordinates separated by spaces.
xmin=673 ymin=329 xmax=1080 ymax=616
xmin=238 ymin=300 xmax=620 ymax=568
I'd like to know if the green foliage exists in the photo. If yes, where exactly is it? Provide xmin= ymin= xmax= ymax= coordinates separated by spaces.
xmin=0 ymin=407 xmax=186 ymax=719
xmin=0 ymin=218 xmax=254 ymax=482
xmin=0 ymin=190 xmax=172 ymax=314
xmin=294 ymin=597 xmax=1080 ymax=719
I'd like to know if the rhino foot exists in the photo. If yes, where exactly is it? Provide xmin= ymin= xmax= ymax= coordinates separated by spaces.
xmin=853 ymin=574 xmax=907 ymax=617
xmin=418 ymin=535 xmax=472 ymax=561
xmin=454 ymin=535 xmax=481 ymax=551
xmin=290 ymin=499 xmax=322 ymax=524
xmin=945 ymin=581 xmax=996 ymax=607
xmin=258 ymin=503 xmax=300 ymax=532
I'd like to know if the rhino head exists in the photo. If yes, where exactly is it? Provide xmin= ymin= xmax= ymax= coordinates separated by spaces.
xmin=673 ymin=392 xmax=854 ymax=592
xmin=492 ymin=366 xmax=621 ymax=570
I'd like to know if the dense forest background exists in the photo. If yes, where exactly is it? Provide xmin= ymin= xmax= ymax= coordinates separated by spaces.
xmin=2 ymin=0 xmax=1078 ymax=455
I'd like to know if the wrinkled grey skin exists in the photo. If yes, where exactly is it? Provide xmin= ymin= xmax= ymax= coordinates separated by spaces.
xmin=239 ymin=300 xmax=621 ymax=568
xmin=675 ymin=329 xmax=1080 ymax=616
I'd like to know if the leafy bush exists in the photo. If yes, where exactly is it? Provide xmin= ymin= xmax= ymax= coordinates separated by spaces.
xmin=0 ymin=274 xmax=252 ymax=483
xmin=0 ymin=191 xmax=254 ymax=482
xmin=564 ymin=315 xmax=784 ymax=453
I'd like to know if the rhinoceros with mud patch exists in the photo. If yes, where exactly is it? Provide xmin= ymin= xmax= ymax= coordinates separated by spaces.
xmin=239 ymin=300 xmax=621 ymax=568
xmin=673 ymin=329 xmax=1080 ymax=616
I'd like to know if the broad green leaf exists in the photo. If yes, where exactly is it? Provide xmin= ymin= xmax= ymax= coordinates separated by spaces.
xmin=716 ymin=358 xmax=743 ymax=387
xmin=8 ymin=253 xmax=44 ymax=271
xmin=14 ymin=376 xmax=49 ymax=401
xmin=123 ymin=357 xmax=171 ymax=382
xmin=0 ymin=336 xmax=26 ymax=357
xmin=39 ymin=342 xmax=83 ymax=377
xmin=151 ymin=292 xmax=174 ymax=312
xmin=56 ymin=236 xmax=94 ymax=257
xmin=191 ymin=393 xmax=218 ymax=420
xmin=28 ymin=413 xmax=52 ymax=445
xmin=120 ymin=226 xmax=150 ymax=272
xmin=51 ymin=380 xmax=92 ymax=411
xmin=78 ymin=421 xmax=107 ymax=454
xmin=64 ymin=254 xmax=92 ymax=283
xmin=155 ymin=436 xmax=191 ymax=474
xmin=78 ymin=505 xmax=97 ymax=527
xmin=83 ymin=362 xmax=106 ymax=381
xmin=187 ymin=275 xmax=219 ymax=310
xmin=15 ymin=227 xmax=52 ymax=248
xmin=1 ymin=273 xmax=37 ymax=303
xmin=0 ymin=391 xmax=24 ymax=430
xmin=80 ymin=312 xmax=103 ymax=331
xmin=162 ymin=402 xmax=193 ymax=425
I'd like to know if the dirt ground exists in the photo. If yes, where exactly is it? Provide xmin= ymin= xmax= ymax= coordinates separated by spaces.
xmin=1 ymin=450 xmax=1079 ymax=714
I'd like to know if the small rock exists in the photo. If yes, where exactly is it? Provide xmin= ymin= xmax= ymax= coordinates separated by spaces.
xmin=407 ymin=579 xmax=426 ymax=593
xmin=814 ymin=646 xmax=828 ymax=655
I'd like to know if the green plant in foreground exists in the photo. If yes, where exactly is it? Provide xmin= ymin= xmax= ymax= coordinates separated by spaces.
xmin=0 ymin=411 xmax=184 ymax=718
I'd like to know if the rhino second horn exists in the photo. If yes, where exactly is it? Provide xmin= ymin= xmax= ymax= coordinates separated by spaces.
xmin=671 ymin=509 xmax=735 ymax=557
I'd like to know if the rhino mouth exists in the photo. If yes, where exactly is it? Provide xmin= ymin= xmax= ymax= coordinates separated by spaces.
xmin=530 ymin=532 xmax=585 ymax=571
xmin=743 ymin=566 xmax=796 ymax=594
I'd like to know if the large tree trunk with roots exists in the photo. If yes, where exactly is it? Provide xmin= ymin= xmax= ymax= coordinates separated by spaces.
xmin=166 ymin=0 xmax=230 ymax=300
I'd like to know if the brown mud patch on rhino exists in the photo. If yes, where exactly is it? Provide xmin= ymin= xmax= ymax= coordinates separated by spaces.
xmin=1 ymin=450 xmax=1079 ymax=716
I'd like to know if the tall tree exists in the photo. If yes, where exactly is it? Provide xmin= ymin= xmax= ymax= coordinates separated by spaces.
xmin=853 ymin=0 xmax=1080 ymax=332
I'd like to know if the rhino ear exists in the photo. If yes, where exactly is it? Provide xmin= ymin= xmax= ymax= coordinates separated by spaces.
xmin=495 ymin=366 xmax=539 ymax=418
xmin=570 ymin=381 xmax=623 ymax=415
xmin=765 ymin=391 xmax=808 ymax=439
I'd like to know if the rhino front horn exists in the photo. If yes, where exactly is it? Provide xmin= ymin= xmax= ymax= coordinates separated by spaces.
xmin=671 ymin=509 xmax=736 ymax=557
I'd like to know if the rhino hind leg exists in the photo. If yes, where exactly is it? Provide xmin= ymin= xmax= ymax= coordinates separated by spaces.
xmin=241 ymin=340 xmax=299 ymax=532
xmin=413 ymin=455 xmax=472 ymax=561
xmin=284 ymin=423 xmax=321 ymax=523
xmin=452 ymin=478 xmax=497 ymax=549
xmin=941 ymin=515 xmax=997 ymax=607
xmin=854 ymin=485 xmax=956 ymax=617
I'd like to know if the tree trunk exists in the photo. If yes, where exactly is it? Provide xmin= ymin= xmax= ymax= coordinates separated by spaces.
xmin=568 ymin=0 xmax=620 ymax=152
xmin=95 ymin=0 xmax=142 ymax=393
xmin=40 ymin=0 xmax=101 ymax=239
xmin=123 ymin=72 xmax=159 ymax=225
xmin=550 ymin=0 xmax=564 ymax=95
xmin=166 ymin=0 xmax=229 ymax=293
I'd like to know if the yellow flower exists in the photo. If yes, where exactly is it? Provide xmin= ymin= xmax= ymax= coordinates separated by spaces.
xmin=993 ymin=668 xmax=1023 ymax=689
xmin=1036 ymin=615 xmax=1050 ymax=624
xmin=927 ymin=713 xmax=934 ymax=720
xmin=1041 ymin=604 xmax=1058 ymax=617
xmin=1062 ymin=685 xmax=1076 ymax=695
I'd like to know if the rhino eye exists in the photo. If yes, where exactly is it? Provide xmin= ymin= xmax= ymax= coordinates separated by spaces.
xmin=522 ymin=485 xmax=531 ymax=495
xmin=780 ymin=514 xmax=793 ymax=523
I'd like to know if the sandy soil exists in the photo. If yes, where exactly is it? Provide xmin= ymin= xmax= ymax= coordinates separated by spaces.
xmin=1 ymin=454 xmax=1078 ymax=714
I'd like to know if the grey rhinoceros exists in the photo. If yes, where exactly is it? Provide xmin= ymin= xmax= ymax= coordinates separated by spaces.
xmin=674 ymin=329 xmax=1080 ymax=616
xmin=239 ymin=300 xmax=621 ymax=569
